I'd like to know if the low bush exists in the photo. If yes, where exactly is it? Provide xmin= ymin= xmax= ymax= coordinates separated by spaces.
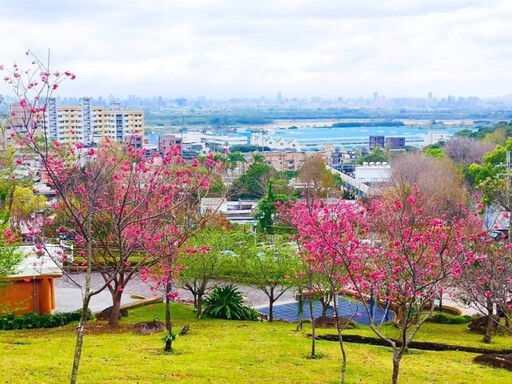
xmin=426 ymin=312 xmax=472 ymax=324
xmin=203 ymin=284 xmax=258 ymax=321
xmin=0 ymin=310 xmax=91 ymax=330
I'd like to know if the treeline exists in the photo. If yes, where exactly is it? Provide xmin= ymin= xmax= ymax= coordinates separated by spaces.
xmin=146 ymin=108 xmax=512 ymax=127
xmin=331 ymin=121 xmax=405 ymax=128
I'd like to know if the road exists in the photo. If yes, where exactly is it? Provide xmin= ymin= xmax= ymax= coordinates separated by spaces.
xmin=55 ymin=272 xmax=478 ymax=316
xmin=55 ymin=272 xmax=296 ymax=313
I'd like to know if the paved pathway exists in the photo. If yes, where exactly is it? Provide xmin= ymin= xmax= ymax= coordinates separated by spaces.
xmin=54 ymin=272 xmax=295 ymax=313
xmin=55 ymin=272 xmax=479 ymax=318
xmin=258 ymin=298 xmax=394 ymax=325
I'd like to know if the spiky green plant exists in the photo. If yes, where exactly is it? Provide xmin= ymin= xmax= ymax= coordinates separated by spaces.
xmin=203 ymin=284 xmax=258 ymax=321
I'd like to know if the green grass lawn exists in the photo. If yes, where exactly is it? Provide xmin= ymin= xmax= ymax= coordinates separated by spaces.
xmin=0 ymin=303 xmax=510 ymax=383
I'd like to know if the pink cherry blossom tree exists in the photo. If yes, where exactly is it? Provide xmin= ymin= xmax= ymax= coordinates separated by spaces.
xmin=454 ymin=236 xmax=512 ymax=342
xmin=281 ymin=198 xmax=369 ymax=384
xmin=1 ymin=51 xmax=220 ymax=381
xmin=362 ymin=189 xmax=483 ymax=384
xmin=282 ymin=187 xmax=483 ymax=384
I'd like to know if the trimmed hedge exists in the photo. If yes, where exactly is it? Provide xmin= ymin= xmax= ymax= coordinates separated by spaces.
xmin=0 ymin=310 xmax=91 ymax=330
xmin=426 ymin=312 xmax=473 ymax=325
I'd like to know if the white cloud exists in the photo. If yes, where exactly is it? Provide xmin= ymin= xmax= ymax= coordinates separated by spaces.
xmin=0 ymin=0 xmax=511 ymax=98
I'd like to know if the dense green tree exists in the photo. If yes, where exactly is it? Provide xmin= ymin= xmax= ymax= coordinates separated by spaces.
xmin=229 ymin=162 xmax=274 ymax=199
xmin=423 ymin=147 xmax=445 ymax=158
xmin=468 ymin=138 xmax=512 ymax=231
xmin=238 ymin=238 xmax=299 ymax=321
xmin=255 ymin=180 xmax=294 ymax=235
xmin=358 ymin=145 xmax=388 ymax=164
xmin=177 ymin=226 xmax=247 ymax=318
xmin=298 ymin=154 xmax=335 ymax=196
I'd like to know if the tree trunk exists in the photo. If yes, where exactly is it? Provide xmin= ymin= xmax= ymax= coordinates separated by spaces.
xmin=309 ymin=299 xmax=316 ymax=358
xmin=69 ymin=216 xmax=93 ymax=384
xmin=320 ymin=292 xmax=332 ymax=317
xmin=192 ymin=292 xmax=197 ymax=310
xmin=296 ymin=291 xmax=303 ymax=331
xmin=69 ymin=295 xmax=91 ymax=384
xmin=391 ymin=353 xmax=402 ymax=384
xmin=269 ymin=289 xmax=274 ymax=322
xmin=333 ymin=292 xmax=347 ymax=384
xmin=164 ymin=283 xmax=174 ymax=352
xmin=483 ymin=299 xmax=494 ymax=344
xmin=108 ymin=290 xmax=123 ymax=326
xmin=196 ymin=294 xmax=203 ymax=319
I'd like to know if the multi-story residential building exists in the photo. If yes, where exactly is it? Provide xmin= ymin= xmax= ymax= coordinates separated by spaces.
xmin=42 ymin=98 xmax=144 ymax=146
xmin=158 ymin=134 xmax=182 ymax=155
xmin=369 ymin=135 xmax=405 ymax=151
xmin=261 ymin=151 xmax=312 ymax=171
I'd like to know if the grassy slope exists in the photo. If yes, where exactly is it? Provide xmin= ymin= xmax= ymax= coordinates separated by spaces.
xmin=0 ymin=303 xmax=510 ymax=384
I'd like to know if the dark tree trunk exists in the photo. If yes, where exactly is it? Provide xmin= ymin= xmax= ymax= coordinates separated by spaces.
xmin=164 ymin=283 xmax=174 ymax=352
xmin=309 ymin=299 xmax=316 ymax=358
xmin=196 ymin=294 xmax=203 ymax=319
xmin=333 ymin=292 xmax=347 ymax=384
xmin=296 ymin=292 xmax=303 ymax=331
xmin=392 ymin=353 xmax=402 ymax=384
xmin=108 ymin=289 xmax=123 ymax=326
xmin=269 ymin=289 xmax=275 ymax=322
xmin=484 ymin=300 xmax=495 ymax=344
xmin=320 ymin=293 xmax=332 ymax=317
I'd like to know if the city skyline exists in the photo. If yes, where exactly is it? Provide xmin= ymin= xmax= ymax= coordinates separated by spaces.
xmin=1 ymin=1 xmax=512 ymax=99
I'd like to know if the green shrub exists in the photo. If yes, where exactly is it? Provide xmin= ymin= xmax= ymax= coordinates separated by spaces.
xmin=0 ymin=310 xmax=91 ymax=330
xmin=426 ymin=312 xmax=472 ymax=324
xmin=203 ymin=284 xmax=258 ymax=321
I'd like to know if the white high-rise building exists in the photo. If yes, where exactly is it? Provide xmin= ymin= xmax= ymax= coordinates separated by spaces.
xmin=40 ymin=99 xmax=144 ymax=146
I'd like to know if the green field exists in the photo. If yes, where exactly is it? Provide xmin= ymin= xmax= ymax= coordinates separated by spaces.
xmin=0 ymin=303 xmax=510 ymax=384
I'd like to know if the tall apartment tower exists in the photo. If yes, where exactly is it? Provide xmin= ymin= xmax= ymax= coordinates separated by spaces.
xmin=45 ymin=98 xmax=58 ymax=140
xmin=80 ymin=98 xmax=93 ymax=145
xmin=11 ymin=99 xmax=144 ymax=147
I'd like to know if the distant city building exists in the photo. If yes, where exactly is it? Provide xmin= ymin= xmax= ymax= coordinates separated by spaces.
xmin=200 ymin=198 xmax=257 ymax=224
xmin=369 ymin=135 xmax=405 ymax=151
xmin=261 ymin=151 xmax=310 ymax=171
xmin=386 ymin=137 xmax=405 ymax=151
xmin=250 ymin=133 xmax=300 ymax=151
xmin=158 ymin=134 xmax=182 ymax=155
xmin=369 ymin=135 xmax=385 ymax=150
xmin=18 ymin=98 xmax=147 ymax=146
xmin=424 ymin=131 xmax=447 ymax=146
xmin=354 ymin=163 xmax=391 ymax=185
xmin=125 ymin=134 xmax=143 ymax=149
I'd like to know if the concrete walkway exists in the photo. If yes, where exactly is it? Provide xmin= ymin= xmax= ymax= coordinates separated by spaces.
xmin=54 ymin=272 xmax=296 ymax=314
xmin=54 ymin=272 xmax=479 ymax=317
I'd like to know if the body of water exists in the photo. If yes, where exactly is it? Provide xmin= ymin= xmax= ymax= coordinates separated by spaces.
xmin=146 ymin=120 xmax=471 ymax=149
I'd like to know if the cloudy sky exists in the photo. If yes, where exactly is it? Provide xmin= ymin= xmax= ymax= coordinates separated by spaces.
xmin=0 ymin=0 xmax=511 ymax=99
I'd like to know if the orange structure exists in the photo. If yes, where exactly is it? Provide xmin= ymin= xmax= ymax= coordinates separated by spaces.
xmin=0 ymin=275 xmax=59 ymax=315
xmin=0 ymin=245 xmax=65 ymax=315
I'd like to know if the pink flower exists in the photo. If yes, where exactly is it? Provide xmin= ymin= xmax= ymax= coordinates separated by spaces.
xmin=24 ymin=278 xmax=31 ymax=283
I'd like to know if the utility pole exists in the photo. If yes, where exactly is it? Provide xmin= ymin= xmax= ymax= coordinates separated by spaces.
xmin=507 ymin=150 xmax=511 ymax=239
